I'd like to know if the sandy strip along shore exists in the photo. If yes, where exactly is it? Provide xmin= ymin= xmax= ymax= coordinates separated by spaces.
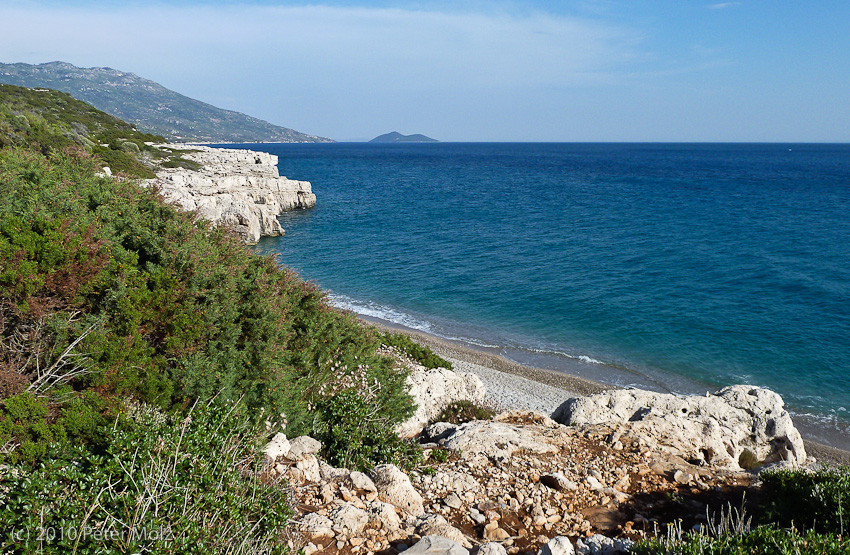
xmin=361 ymin=318 xmax=850 ymax=466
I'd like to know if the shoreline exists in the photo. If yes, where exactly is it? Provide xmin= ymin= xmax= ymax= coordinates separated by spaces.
xmin=360 ymin=316 xmax=850 ymax=466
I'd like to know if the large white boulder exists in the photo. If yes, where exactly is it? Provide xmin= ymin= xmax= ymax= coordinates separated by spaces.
xmin=441 ymin=420 xmax=558 ymax=462
xmin=397 ymin=366 xmax=486 ymax=438
xmin=370 ymin=464 xmax=425 ymax=516
xmin=538 ymin=536 xmax=575 ymax=555
xmin=554 ymin=385 xmax=806 ymax=469
xmin=406 ymin=536 xmax=469 ymax=555
xmin=148 ymin=144 xmax=316 ymax=244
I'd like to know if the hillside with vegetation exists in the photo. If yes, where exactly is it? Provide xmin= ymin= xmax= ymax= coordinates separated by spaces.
xmin=0 ymin=86 xmax=428 ymax=553
xmin=0 ymin=61 xmax=333 ymax=143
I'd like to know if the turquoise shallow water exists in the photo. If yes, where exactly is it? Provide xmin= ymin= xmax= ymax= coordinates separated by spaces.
xmin=215 ymin=142 xmax=850 ymax=447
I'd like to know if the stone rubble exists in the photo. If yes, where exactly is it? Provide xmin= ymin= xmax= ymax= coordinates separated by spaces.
xmin=146 ymin=144 xmax=316 ymax=244
xmin=262 ymin=353 xmax=808 ymax=554
xmin=265 ymin=407 xmax=777 ymax=555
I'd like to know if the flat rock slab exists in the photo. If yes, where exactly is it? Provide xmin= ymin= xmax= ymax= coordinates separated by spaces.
xmin=405 ymin=536 xmax=469 ymax=555
xmin=555 ymin=385 xmax=806 ymax=469
xmin=442 ymin=420 xmax=558 ymax=461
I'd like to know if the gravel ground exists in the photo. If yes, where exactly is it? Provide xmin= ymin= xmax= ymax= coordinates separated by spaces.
xmin=444 ymin=356 xmax=579 ymax=415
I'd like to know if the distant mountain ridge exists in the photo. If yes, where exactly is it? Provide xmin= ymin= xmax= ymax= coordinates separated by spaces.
xmin=0 ymin=61 xmax=333 ymax=143
xmin=370 ymin=131 xmax=437 ymax=143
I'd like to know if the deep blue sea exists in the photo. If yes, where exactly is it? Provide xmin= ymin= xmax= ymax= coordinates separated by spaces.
xmin=216 ymin=142 xmax=850 ymax=448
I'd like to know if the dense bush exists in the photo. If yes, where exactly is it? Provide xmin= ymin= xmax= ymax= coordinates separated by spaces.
xmin=379 ymin=331 xmax=453 ymax=370
xmin=634 ymin=467 xmax=850 ymax=554
xmin=632 ymin=525 xmax=850 ymax=555
xmin=0 ymin=146 xmax=414 ymax=469
xmin=0 ymin=398 xmax=291 ymax=554
xmin=759 ymin=465 xmax=850 ymax=533
xmin=434 ymin=400 xmax=495 ymax=425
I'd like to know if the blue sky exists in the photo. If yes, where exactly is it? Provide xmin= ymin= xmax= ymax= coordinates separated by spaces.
xmin=2 ymin=0 xmax=848 ymax=141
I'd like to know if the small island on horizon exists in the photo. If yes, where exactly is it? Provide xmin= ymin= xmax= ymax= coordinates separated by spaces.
xmin=369 ymin=131 xmax=438 ymax=143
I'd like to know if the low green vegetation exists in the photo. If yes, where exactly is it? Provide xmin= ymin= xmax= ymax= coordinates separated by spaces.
xmin=0 ymin=87 xmax=418 ymax=552
xmin=0 ymin=83 xmax=205 ymax=177
xmin=635 ymin=466 xmax=850 ymax=554
xmin=434 ymin=400 xmax=495 ymax=425
xmin=1 ymin=398 xmax=291 ymax=554
xmin=759 ymin=465 xmax=850 ymax=533
xmin=633 ymin=525 xmax=850 ymax=555
xmin=379 ymin=330 xmax=453 ymax=369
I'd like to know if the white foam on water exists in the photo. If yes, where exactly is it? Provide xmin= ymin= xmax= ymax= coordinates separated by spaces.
xmin=524 ymin=346 xmax=605 ymax=365
xmin=329 ymin=294 xmax=434 ymax=333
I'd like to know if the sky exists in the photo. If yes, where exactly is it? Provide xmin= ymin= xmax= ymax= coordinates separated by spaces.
xmin=2 ymin=0 xmax=849 ymax=142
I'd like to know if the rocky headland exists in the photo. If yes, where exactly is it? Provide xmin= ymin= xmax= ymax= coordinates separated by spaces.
xmin=265 ymin=330 xmax=815 ymax=555
xmin=146 ymin=144 xmax=316 ymax=243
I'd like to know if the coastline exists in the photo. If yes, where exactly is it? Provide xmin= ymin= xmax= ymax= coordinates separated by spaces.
xmin=361 ymin=316 xmax=850 ymax=467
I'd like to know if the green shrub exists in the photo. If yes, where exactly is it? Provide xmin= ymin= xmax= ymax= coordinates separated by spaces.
xmin=759 ymin=466 xmax=850 ymax=534
xmin=0 ymin=84 xmax=165 ymax=177
xmin=309 ymin=366 xmax=419 ymax=471
xmin=632 ymin=525 xmax=850 ymax=555
xmin=0 ymin=398 xmax=291 ymax=554
xmin=161 ymin=155 xmax=202 ymax=170
xmin=0 ymin=392 xmax=66 ymax=463
xmin=379 ymin=331 xmax=453 ymax=370
xmin=737 ymin=448 xmax=760 ymax=470
xmin=430 ymin=447 xmax=450 ymax=463
xmin=0 ymin=146 xmax=415 ymax=467
xmin=434 ymin=400 xmax=495 ymax=425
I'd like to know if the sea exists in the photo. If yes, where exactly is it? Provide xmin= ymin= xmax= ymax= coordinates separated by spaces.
xmin=213 ymin=142 xmax=850 ymax=449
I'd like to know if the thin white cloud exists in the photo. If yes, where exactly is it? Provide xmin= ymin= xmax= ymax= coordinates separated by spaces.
xmin=0 ymin=4 xmax=641 ymax=87
xmin=708 ymin=2 xmax=741 ymax=9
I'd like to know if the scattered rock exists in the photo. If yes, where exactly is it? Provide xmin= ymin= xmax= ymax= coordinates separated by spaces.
xmin=288 ymin=436 xmax=323 ymax=460
xmin=541 ymin=473 xmax=579 ymax=491
xmin=295 ymin=454 xmax=321 ymax=482
xmin=416 ymin=514 xmax=472 ymax=547
xmin=442 ymin=420 xmax=558 ymax=461
xmin=423 ymin=422 xmax=459 ymax=443
xmin=444 ymin=492 xmax=464 ymax=509
xmin=574 ymin=534 xmax=634 ymax=554
xmin=329 ymin=503 xmax=369 ymax=535
xmin=263 ymin=432 xmax=290 ymax=462
xmin=368 ymin=500 xmax=402 ymax=531
xmin=538 ymin=536 xmax=575 ymax=555
xmin=673 ymin=470 xmax=692 ymax=484
xmin=300 ymin=513 xmax=333 ymax=537
xmin=350 ymin=471 xmax=378 ymax=492
xmin=477 ymin=543 xmax=508 ymax=555
xmin=371 ymin=464 xmax=425 ymax=516
xmin=406 ymin=535 xmax=470 ymax=555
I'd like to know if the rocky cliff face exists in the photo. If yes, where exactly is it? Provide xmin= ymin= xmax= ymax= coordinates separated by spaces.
xmin=147 ymin=145 xmax=316 ymax=244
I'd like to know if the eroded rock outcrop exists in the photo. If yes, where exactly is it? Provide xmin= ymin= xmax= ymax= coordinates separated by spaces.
xmin=147 ymin=144 xmax=316 ymax=244
xmin=554 ymin=385 xmax=806 ymax=469
xmin=397 ymin=366 xmax=486 ymax=438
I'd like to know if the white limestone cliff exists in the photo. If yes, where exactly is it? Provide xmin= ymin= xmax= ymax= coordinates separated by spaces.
xmin=146 ymin=144 xmax=316 ymax=244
